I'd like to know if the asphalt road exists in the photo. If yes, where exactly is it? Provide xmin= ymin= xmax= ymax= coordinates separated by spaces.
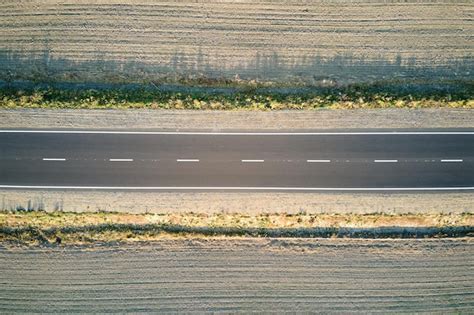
xmin=1 ymin=130 xmax=473 ymax=191
xmin=1 ymin=239 xmax=472 ymax=313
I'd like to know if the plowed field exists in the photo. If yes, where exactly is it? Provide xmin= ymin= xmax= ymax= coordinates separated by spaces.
xmin=0 ymin=0 xmax=472 ymax=84
xmin=1 ymin=238 xmax=473 ymax=313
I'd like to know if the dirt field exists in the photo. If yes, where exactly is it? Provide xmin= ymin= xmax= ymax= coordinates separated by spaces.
xmin=1 ymin=238 xmax=472 ymax=313
xmin=1 ymin=0 xmax=472 ymax=85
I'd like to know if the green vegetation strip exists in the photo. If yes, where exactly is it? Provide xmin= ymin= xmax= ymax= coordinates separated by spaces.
xmin=0 ymin=211 xmax=472 ymax=245
xmin=1 ymin=82 xmax=473 ymax=110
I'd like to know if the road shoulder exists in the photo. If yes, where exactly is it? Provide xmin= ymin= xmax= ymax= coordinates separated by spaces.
xmin=1 ymin=108 xmax=474 ymax=130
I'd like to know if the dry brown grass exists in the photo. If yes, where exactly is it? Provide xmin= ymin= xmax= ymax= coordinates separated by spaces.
xmin=1 ymin=211 xmax=472 ymax=246
xmin=2 ymin=211 xmax=473 ymax=229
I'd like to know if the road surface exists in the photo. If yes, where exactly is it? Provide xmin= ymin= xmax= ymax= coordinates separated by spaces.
xmin=0 ymin=129 xmax=473 ymax=191
xmin=0 ymin=238 xmax=472 ymax=313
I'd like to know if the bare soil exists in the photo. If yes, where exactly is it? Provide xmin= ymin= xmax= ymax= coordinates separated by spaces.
xmin=0 ymin=0 xmax=472 ymax=85
xmin=0 ymin=238 xmax=472 ymax=313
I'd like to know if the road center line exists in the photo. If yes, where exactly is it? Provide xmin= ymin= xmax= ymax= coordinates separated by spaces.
xmin=307 ymin=160 xmax=331 ymax=163
xmin=242 ymin=160 xmax=264 ymax=163
xmin=109 ymin=159 xmax=134 ymax=162
xmin=374 ymin=160 xmax=398 ymax=163
xmin=42 ymin=158 xmax=66 ymax=161
xmin=441 ymin=159 xmax=463 ymax=163
xmin=177 ymin=159 xmax=199 ymax=162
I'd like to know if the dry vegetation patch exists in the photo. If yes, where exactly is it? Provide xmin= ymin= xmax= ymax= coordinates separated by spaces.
xmin=1 ymin=211 xmax=472 ymax=246
xmin=1 ymin=83 xmax=472 ymax=110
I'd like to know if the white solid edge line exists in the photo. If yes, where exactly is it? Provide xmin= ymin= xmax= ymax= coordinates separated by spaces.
xmin=374 ymin=160 xmax=398 ymax=163
xmin=307 ymin=160 xmax=331 ymax=163
xmin=177 ymin=159 xmax=199 ymax=162
xmin=1 ymin=130 xmax=473 ymax=135
xmin=242 ymin=160 xmax=264 ymax=163
xmin=109 ymin=159 xmax=134 ymax=162
xmin=42 ymin=158 xmax=66 ymax=161
xmin=441 ymin=159 xmax=463 ymax=162
xmin=0 ymin=185 xmax=473 ymax=191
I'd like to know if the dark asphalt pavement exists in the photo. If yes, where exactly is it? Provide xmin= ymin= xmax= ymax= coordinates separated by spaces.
xmin=1 ymin=130 xmax=473 ymax=190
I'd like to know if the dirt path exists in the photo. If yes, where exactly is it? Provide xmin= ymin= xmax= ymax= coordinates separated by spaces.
xmin=1 ymin=238 xmax=472 ymax=313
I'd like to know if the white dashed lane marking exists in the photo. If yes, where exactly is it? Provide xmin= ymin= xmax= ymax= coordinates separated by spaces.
xmin=441 ymin=159 xmax=463 ymax=163
xmin=374 ymin=160 xmax=398 ymax=163
xmin=38 ymin=158 xmax=469 ymax=163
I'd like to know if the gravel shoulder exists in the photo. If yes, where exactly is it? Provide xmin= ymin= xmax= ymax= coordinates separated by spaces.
xmin=1 ymin=108 xmax=474 ymax=129
xmin=2 ymin=190 xmax=473 ymax=214
xmin=1 ymin=238 xmax=472 ymax=313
